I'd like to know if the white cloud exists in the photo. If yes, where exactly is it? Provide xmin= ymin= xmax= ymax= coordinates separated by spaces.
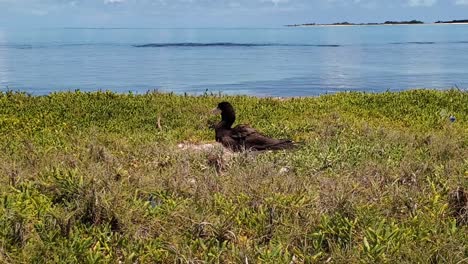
xmin=104 ymin=0 xmax=125 ymax=4
xmin=407 ymin=0 xmax=437 ymax=6
xmin=260 ymin=0 xmax=290 ymax=5
xmin=455 ymin=0 xmax=468 ymax=5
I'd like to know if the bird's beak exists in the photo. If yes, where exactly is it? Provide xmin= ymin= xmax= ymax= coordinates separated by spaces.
xmin=211 ymin=107 xmax=221 ymax=115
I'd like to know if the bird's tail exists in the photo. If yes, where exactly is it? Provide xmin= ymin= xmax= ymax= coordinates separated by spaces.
xmin=262 ymin=140 xmax=300 ymax=151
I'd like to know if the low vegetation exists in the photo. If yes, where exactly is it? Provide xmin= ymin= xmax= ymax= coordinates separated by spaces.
xmin=0 ymin=89 xmax=467 ymax=263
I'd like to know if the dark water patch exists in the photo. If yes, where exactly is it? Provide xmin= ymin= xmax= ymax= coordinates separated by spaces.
xmin=2 ymin=42 xmax=342 ymax=49
xmin=133 ymin=43 xmax=341 ymax=48
xmin=390 ymin=41 xmax=468 ymax=45
xmin=391 ymin=41 xmax=436 ymax=45
xmin=134 ymin=43 xmax=268 ymax=47
xmin=11 ymin=44 xmax=36 ymax=49
xmin=312 ymin=44 xmax=341 ymax=47
xmin=408 ymin=42 xmax=436 ymax=44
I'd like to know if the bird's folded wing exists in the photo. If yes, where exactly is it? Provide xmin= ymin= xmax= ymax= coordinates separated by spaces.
xmin=231 ymin=124 xmax=257 ymax=139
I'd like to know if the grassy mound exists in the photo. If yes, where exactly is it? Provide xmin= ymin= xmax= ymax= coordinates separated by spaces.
xmin=0 ymin=89 xmax=467 ymax=263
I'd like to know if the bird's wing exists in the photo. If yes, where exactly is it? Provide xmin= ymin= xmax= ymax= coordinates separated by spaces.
xmin=231 ymin=124 xmax=257 ymax=139
xmin=218 ymin=135 xmax=239 ymax=150
xmin=232 ymin=124 xmax=296 ymax=151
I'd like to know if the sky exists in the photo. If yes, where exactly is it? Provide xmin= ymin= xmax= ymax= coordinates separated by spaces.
xmin=1 ymin=0 xmax=468 ymax=28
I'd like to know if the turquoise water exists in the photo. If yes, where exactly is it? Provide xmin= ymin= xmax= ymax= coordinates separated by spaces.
xmin=0 ymin=26 xmax=467 ymax=96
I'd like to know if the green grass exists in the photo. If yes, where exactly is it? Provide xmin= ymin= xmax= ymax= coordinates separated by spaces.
xmin=0 ymin=89 xmax=467 ymax=263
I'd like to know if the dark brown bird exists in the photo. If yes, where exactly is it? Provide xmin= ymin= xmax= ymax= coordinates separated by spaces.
xmin=212 ymin=102 xmax=296 ymax=152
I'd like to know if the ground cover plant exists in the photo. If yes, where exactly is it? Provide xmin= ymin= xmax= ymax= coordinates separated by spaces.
xmin=0 ymin=89 xmax=467 ymax=263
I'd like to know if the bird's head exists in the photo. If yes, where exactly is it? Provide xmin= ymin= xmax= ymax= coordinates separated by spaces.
xmin=211 ymin=101 xmax=235 ymax=114
xmin=211 ymin=101 xmax=236 ymax=127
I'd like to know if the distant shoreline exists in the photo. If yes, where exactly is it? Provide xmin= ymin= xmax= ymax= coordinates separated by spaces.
xmin=287 ymin=23 xmax=468 ymax=27
xmin=285 ymin=20 xmax=468 ymax=27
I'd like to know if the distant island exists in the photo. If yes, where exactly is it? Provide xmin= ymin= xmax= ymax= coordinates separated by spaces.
xmin=286 ymin=19 xmax=468 ymax=27
xmin=435 ymin=19 xmax=468 ymax=24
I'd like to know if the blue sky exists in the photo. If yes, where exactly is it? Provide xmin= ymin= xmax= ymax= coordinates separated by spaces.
xmin=1 ymin=0 xmax=468 ymax=28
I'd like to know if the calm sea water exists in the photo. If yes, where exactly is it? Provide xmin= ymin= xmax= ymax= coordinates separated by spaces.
xmin=0 ymin=26 xmax=467 ymax=96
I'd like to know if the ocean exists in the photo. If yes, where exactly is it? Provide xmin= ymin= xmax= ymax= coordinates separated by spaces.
xmin=0 ymin=25 xmax=467 ymax=96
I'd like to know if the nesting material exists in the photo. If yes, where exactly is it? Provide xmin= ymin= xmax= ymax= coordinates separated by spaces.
xmin=177 ymin=142 xmax=236 ymax=160
xmin=177 ymin=142 xmax=236 ymax=174
xmin=177 ymin=142 xmax=226 ymax=152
